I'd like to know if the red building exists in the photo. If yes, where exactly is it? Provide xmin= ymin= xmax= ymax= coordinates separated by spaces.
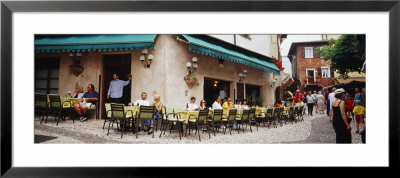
xmin=287 ymin=41 xmax=335 ymax=92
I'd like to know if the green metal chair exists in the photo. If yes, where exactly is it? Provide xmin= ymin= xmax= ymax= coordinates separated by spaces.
xmin=297 ymin=105 xmax=304 ymax=121
xmin=103 ymin=103 xmax=112 ymax=129
xmin=47 ymin=94 xmax=72 ymax=126
xmin=159 ymin=106 xmax=167 ymax=132
xmin=160 ymin=107 xmax=185 ymax=140
xmin=248 ymin=108 xmax=257 ymax=132
xmin=265 ymin=108 xmax=275 ymax=128
xmin=135 ymin=105 xmax=155 ymax=138
xmin=282 ymin=106 xmax=294 ymax=124
xmin=185 ymin=109 xmax=209 ymax=141
xmin=290 ymin=106 xmax=298 ymax=123
xmin=256 ymin=108 xmax=266 ymax=127
xmin=209 ymin=109 xmax=224 ymax=136
xmin=235 ymin=109 xmax=250 ymax=133
xmin=221 ymin=109 xmax=237 ymax=135
xmin=277 ymin=107 xmax=285 ymax=126
xmin=35 ymin=93 xmax=48 ymax=124
xmin=271 ymin=107 xmax=280 ymax=128
xmin=107 ymin=103 xmax=133 ymax=138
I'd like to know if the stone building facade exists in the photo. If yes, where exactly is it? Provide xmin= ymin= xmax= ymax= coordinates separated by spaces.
xmin=287 ymin=41 xmax=335 ymax=92
xmin=35 ymin=34 xmax=281 ymax=119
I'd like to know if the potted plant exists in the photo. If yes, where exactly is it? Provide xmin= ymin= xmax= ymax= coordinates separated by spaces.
xmin=184 ymin=73 xmax=198 ymax=89
xmin=255 ymin=96 xmax=263 ymax=106
xmin=69 ymin=58 xmax=84 ymax=76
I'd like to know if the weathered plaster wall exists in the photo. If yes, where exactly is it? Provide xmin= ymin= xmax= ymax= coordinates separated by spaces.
xmin=36 ymin=52 xmax=102 ymax=96
xmin=36 ymin=34 xmax=277 ymax=113
xmin=161 ymin=35 xmax=276 ymax=108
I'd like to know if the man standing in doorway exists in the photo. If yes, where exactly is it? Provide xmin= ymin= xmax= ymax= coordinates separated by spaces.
xmin=107 ymin=73 xmax=131 ymax=103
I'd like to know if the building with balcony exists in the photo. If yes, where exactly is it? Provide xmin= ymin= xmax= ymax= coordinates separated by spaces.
xmin=287 ymin=40 xmax=335 ymax=92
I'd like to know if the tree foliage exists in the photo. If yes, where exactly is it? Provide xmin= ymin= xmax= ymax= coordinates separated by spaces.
xmin=316 ymin=34 xmax=365 ymax=79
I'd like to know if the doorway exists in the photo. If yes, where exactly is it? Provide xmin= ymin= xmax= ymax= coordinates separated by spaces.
xmin=203 ymin=78 xmax=230 ymax=108
xmin=245 ymin=84 xmax=261 ymax=106
xmin=236 ymin=83 xmax=244 ymax=103
xmin=101 ymin=54 xmax=131 ymax=119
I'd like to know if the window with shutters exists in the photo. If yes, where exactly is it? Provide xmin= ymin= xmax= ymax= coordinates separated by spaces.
xmin=306 ymin=69 xmax=316 ymax=84
xmin=321 ymin=67 xmax=331 ymax=78
xmin=35 ymin=57 xmax=60 ymax=94
xmin=304 ymin=47 xmax=313 ymax=58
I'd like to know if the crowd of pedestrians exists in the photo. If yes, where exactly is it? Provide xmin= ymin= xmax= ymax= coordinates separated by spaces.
xmin=283 ymin=87 xmax=366 ymax=144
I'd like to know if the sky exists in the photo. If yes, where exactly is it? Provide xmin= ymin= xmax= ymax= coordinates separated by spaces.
xmin=280 ymin=35 xmax=326 ymax=75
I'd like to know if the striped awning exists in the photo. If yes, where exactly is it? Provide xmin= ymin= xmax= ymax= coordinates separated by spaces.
xmin=182 ymin=35 xmax=280 ymax=75
xmin=35 ymin=34 xmax=157 ymax=53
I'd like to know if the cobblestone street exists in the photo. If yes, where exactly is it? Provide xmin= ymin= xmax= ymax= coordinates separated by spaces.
xmin=34 ymin=113 xmax=363 ymax=144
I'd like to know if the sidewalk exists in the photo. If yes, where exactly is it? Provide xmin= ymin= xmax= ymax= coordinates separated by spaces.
xmin=34 ymin=113 xmax=363 ymax=144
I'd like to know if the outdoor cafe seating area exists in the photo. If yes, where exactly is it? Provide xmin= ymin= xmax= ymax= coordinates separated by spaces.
xmin=35 ymin=93 xmax=305 ymax=142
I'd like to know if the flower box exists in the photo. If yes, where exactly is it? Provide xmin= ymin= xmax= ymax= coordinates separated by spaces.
xmin=184 ymin=79 xmax=197 ymax=89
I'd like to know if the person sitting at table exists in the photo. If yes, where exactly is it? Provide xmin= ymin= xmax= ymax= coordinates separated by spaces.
xmin=234 ymin=99 xmax=242 ymax=109
xmin=199 ymin=100 xmax=207 ymax=110
xmin=73 ymin=84 xmax=99 ymax=122
xmin=212 ymin=96 xmax=222 ymax=109
xmin=72 ymin=86 xmax=84 ymax=99
xmin=186 ymin=96 xmax=198 ymax=111
xmin=241 ymin=100 xmax=250 ymax=110
xmin=133 ymin=92 xmax=150 ymax=106
xmin=222 ymin=97 xmax=235 ymax=109
xmin=146 ymin=94 xmax=163 ymax=135
xmin=274 ymin=99 xmax=283 ymax=107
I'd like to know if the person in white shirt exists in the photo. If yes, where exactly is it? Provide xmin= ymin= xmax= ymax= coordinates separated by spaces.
xmin=72 ymin=86 xmax=84 ymax=99
xmin=212 ymin=96 xmax=222 ymax=109
xmin=241 ymin=100 xmax=249 ymax=110
xmin=312 ymin=91 xmax=319 ymax=114
xmin=186 ymin=96 xmax=198 ymax=111
xmin=306 ymin=91 xmax=315 ymax=116
xmin=328 ymin=88 xmax=337 ymax=109
xmin=133 ymin=92 xmax=150 ymax=106
xmin=234 ymin=99 xmax=241 ymax=109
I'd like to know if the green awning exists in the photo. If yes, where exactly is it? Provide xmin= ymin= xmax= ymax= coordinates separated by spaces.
xmin=182 ymin=35 xmax=280 ymax=75
xmin=35 ymin=34 xmax=157 ymax=53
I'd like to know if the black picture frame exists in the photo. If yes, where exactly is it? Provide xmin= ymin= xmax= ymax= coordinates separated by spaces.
xmin=1 ymin=0 xmax=399 ymax=177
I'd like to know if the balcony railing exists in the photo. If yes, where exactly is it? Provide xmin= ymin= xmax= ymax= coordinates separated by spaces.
xmin=305 ymin=79 xmax=317 ymax=85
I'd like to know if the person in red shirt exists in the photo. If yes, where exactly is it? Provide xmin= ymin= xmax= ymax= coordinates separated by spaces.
xmin=345 ymin=94 xmax=354 ymax=120
xmin=294 ymin=89 xmax=304 ymax=104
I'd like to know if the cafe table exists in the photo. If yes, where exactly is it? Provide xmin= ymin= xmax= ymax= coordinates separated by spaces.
xmin=255 ymin=107 xmax=268 ymax=117
xmin=61 ymin=97 xmax=81 ymax=108
xmin=178 ymin=111 xmax=200 ymax=124
xmin=221 ymin=108 xmax=243 ymax=118
xmin=104 ymin=104 xmax=139 ymax=128
xmin=124 ymin=106 xmax=140 ymax=128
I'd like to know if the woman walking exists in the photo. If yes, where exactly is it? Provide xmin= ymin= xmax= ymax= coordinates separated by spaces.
xmin=316 ymin=91 xmax=325 ymax=114
xmin=353 ymin=88 xmax=365 ymax=107
xmin=330 ymin=88 xmax=352 ymax=143
xmin=306 ymin=91 xmax=314 ymax=116
xmin=303 ymin=91 xmax=308 ymax=115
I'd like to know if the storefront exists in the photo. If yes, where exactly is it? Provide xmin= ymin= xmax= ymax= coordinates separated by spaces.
xmin=34 ymin=34 xmax=280 ymax=119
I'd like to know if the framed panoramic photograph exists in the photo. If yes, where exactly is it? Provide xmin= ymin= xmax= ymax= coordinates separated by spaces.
xmin=1 ymin=0 xmax=399 ymax=177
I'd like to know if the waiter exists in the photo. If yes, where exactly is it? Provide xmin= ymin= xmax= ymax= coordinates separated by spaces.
xmin=107 ymin=73 xmax=131 ymax=103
